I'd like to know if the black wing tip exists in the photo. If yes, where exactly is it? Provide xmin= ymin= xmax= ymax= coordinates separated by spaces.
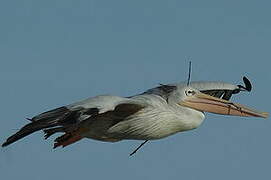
xmin=1 ymin=135 xmax=18 ymax=147
xmin=2 ymin=141 xmax=10 ymax=147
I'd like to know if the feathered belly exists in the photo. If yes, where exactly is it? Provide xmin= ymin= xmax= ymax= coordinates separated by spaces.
xmin=83 ymin=106 xmax=205 ymax=141
xmin=106 ymin=110 xmax=205 ymax=140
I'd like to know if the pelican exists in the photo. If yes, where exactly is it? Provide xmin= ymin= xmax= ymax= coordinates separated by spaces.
xmin=2 ymin=76 xmax=268 ymax=153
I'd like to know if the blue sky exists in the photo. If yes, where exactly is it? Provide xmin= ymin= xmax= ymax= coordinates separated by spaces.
xmin=0 ymin=1 xmax=270 ymax=179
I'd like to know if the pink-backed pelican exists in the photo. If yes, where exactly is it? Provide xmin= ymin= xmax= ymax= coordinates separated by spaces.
xmin=2 ymin=76 xmax=268 ymax=154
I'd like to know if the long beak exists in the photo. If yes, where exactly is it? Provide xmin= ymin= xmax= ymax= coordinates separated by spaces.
xmin=179 ymin=92 xmax=268 ymax=118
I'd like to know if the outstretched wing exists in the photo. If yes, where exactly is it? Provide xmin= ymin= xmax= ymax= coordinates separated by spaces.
xmin=2 ymin=95 xmax=145 ymax=148
xmin=2 ymin=106 xmax=79 ymax=147
xmin=52 ymin=101 xmax=145 ymax=148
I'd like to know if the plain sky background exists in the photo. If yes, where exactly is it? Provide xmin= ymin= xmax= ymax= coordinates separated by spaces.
xmin=0 ymin=0 xmax=270 ymax=179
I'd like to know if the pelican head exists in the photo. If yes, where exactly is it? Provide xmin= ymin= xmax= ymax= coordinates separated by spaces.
xmin=147 ymin=76 xmax=268 ymax=119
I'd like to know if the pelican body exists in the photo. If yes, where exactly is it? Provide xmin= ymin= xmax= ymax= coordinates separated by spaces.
xmin=2 ymin=77 xmax=268 ymax=148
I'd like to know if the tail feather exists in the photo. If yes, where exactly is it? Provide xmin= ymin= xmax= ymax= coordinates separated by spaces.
xmin=53 ymin=128 xmax=87 ymax=148
xmin=2 ymin=106 xmax=79 ymax=147
xmin=53 ymin=133 xmax=82 ymax=149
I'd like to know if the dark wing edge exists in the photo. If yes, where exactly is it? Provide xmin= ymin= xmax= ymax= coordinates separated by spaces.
xmin=2 ymin=102 xmax=145 ymax=148
xmin=1 ymin=106 xmax=97 ymax=147
xmin=104 ymin=103 xmax=145 ymax=126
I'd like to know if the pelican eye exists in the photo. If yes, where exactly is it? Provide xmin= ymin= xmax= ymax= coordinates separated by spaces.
xmin=185 ymin=90 xmax=196 ymax=96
